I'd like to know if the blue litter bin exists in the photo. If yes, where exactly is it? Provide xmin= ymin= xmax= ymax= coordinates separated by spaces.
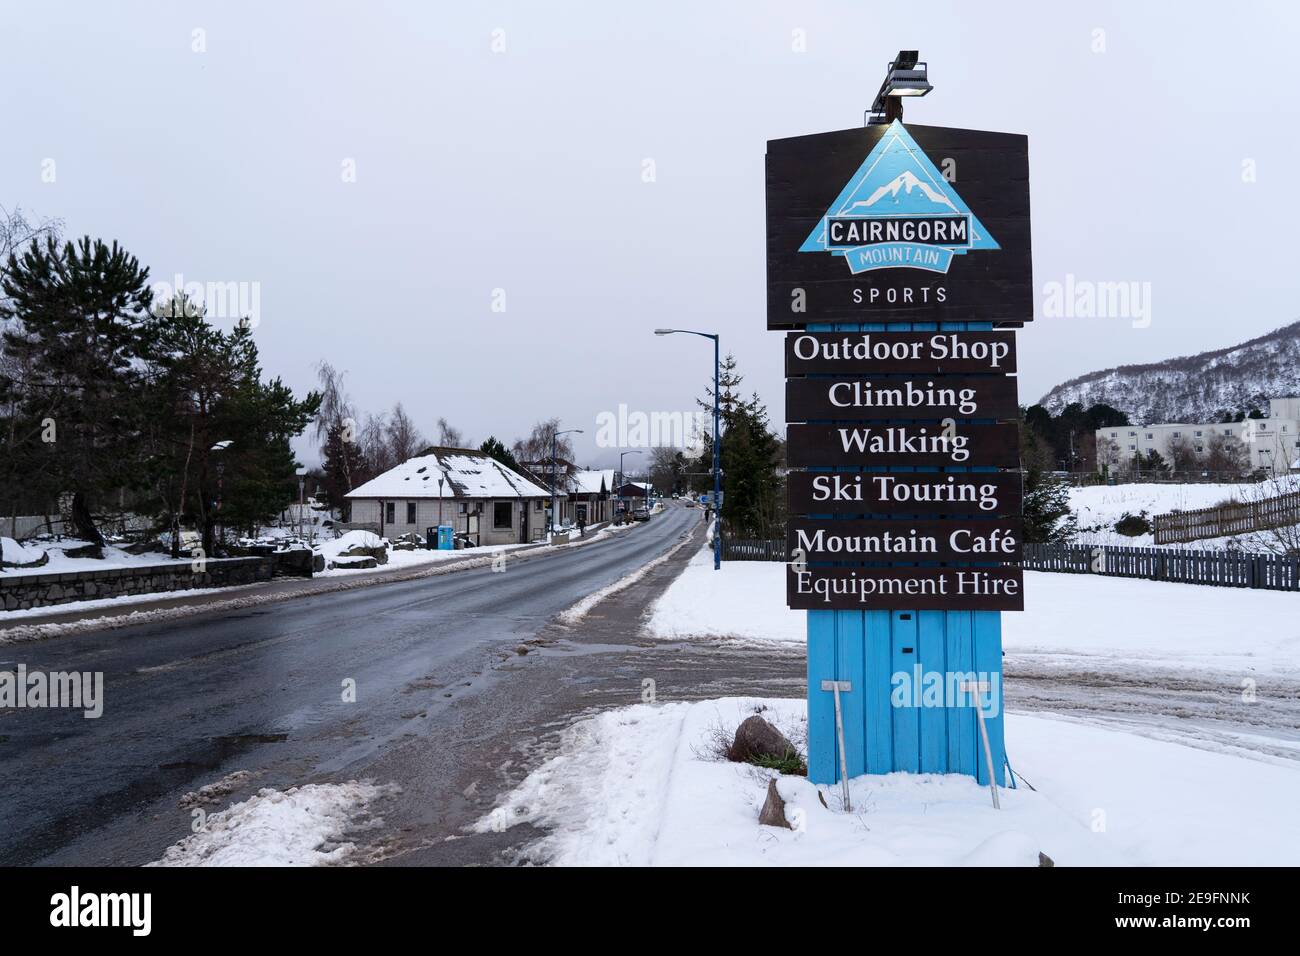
xmin=437 ymin=525 xmax=454 ymax=550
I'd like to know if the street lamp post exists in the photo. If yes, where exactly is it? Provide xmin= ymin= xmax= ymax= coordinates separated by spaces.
xmin=617 ymin=449 xmax=642 ymax=523
xmin=654 ymin=328 xmax=721 ymax=570
xmin=550 ymin=426 xmax=583 ymax=534
xmin=210 ymin=440 xmax=233 ymax=555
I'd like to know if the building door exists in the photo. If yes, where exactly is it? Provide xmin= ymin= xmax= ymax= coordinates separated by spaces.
xmin=519 ymin=500 xmax=528 ymax=544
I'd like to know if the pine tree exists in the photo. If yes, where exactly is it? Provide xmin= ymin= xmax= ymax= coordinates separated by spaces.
xmin=0 ymin=236 xmax=153 ymax=544
xmin=141 ymin=294 xmax=319 ymax=554
xmin=480 ymin=435 xmax=521 ymax=472
xmin=1019 ymin=412 xmax=1077 ymax=543
xmin=693 ymin=353 xmax=783 ymax=537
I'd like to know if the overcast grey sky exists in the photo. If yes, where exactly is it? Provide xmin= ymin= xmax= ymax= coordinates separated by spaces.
xmin=4 ymin=1 xmax=1298 ymax=467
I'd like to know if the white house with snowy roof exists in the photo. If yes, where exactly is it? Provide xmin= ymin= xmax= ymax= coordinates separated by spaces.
xmin=345 ymin=447 xmax=553 ymax=545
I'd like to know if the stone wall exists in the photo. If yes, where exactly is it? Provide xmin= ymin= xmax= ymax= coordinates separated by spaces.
xmin=0 ymin=557 xmax=276 ymax=613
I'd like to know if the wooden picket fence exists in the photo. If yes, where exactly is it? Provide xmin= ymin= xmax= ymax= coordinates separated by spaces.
xmin=720 ymin=535 xmax=1300 ymax=592
xmin=1153 ymin=489 xmax=1300 ymax=545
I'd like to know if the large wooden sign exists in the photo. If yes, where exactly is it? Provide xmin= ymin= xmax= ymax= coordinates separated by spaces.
xmin=787 ymin=566 xmax=1024 ymax=611
xmin=786 ymin=375 xmax=1018 ymax=423
xmin=766 ymin=122 xmax=1032 ymax=329
xmin=786 ymin=422 xmax=1019 ymax=468
xmin=788 ymin=518 xmax=1022 ymax=563
xmin=787 ymin=471 xmax=1022 ymax=517
xmin=786 ymin=331 xmax=1016 ymax=375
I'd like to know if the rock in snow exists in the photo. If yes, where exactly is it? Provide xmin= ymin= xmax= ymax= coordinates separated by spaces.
xmin=758 ymin=778 xmax=792 ymax=829
xmin=728 ymin=715 xmax=796 ymax=764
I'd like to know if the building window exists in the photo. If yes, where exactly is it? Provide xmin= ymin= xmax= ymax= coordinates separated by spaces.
xmin=406 ymin=502 xmax=416 ymax=524
xmin=1129 ymin=431 xmax=1136 ymax=436
xmin=535 ymin=500 xmax=543 ymax=511
xmin=1146 ymin=433 xmax=1153 ymax=440
xmin=1195 ymin=446 xmax=1203 ymax=453
xmin=1129 ymin=444 xmax=1136 ymax=450
xmin=494 ymin=501 xmax=512 ymax=529
xmin=1195 ymin=430 xmax=1202 ymax=437
xmin=1172 ymin=431 xmax=1181 ymax=438
xmin=1110 ymin=431 xmax=1117 ymax=438
xmin=385 ymin=502 xmax=395 ymax=524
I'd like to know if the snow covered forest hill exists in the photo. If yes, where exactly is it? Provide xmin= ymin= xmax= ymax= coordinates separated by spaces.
xmin=1039 ymin=318 xmax=1300 ymax=424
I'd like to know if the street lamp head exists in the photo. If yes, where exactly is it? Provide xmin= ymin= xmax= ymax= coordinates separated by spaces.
xmin=653 ymin=328 xmax=675 ymax=336
xmin=868 ymin=50 xmax=932 ymax=124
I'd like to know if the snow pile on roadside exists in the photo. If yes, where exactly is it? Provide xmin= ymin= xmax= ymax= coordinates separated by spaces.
xmin=314 ymin=530 xmax=384 ymax=561
xmin=151 ymin=781 xmax=396 ymax=866
xmin=476 ymin=698 xmax=1300 ymax=866
xmin=557 ymin=526 xmax=694 ymax=624
xmin=646 ymin=545 xmax=797 ymax=644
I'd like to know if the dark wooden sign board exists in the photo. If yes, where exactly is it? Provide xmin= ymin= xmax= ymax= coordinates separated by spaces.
xmin=767 ymin=123 xmax=1032 ymax=329
xmin=785 ymin=331 xmax=1016 ymax=375
xmin=786 ymin=471 xmax=1022 ymax=517
xmin=786 ymin=422 xmax=1019 ymax=469
xmin=788 ymin=517 xmax=1022 ymax=563
xmin=786 ymin=375 xmax=1018 ymax=423
xmin=787 ymin=565 xmax=1024 ymax=611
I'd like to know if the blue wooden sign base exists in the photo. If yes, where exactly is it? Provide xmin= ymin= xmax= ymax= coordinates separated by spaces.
xmin=804 ymin=319 xmax=1006 ymax=788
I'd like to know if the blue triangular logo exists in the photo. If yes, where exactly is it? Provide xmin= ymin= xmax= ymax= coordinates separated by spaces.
xmin=800 ymin=121 xmax=998 ymax=274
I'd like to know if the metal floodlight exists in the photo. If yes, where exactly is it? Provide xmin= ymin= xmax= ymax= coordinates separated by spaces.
xmin=868 ymin=50 xmax=932 ymax=124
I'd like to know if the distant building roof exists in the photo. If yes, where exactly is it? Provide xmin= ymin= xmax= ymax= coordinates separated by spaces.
xmin=346 ymin=448 xmax=551 ymax=500
xmin=568 ymin=469 xmax=614 ymax=495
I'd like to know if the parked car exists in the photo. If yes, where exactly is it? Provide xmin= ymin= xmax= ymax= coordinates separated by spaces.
xmin=632 ymin=508 xmax=651 ymax=522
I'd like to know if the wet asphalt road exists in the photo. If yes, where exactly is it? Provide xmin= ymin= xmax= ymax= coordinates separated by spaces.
xmin=0 ymin=504 xmax=709 ymax=866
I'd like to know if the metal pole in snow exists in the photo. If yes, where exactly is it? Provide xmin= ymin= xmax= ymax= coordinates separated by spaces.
xmin=963 ymin=680 xmax=1000 ymax=809
xmin=821 ymin=680 xmax=853 ymax=812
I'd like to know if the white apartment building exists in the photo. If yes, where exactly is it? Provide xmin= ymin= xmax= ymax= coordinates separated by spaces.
xmin=1096 ymin=397 xmax=1300 ymax=474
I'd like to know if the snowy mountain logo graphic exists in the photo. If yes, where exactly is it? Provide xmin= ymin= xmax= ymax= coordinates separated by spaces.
xmin=800 ymin=121 xmax=999 ymax=274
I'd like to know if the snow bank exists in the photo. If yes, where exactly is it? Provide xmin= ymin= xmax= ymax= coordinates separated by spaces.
xmin=0 ymin=537 xmax=46 ymax=566
xmin=476 ymin=697 xmax=1300 ymax=866
xmin=1004 ymin=570 xmax=1300 ymax=678
xmin=151 ymin=781 xmax=396 ymax=866
xmin=0 ymin=539 xmax=193 ymax=577
xmin=648 ymin=548 xmax=1300 ymax=677
xmin=647 ymin=545 xmax=798 ymax=644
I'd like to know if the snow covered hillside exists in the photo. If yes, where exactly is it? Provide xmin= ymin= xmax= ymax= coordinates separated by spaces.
xmin=1039 ymin=318 xmax=1300 ymax=423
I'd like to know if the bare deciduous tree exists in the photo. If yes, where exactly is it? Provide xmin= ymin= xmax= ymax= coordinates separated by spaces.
xmin=385 ymin=402 xmax=425 ymax=464
xmin=435 ymin=416 xmax=465 ymax=448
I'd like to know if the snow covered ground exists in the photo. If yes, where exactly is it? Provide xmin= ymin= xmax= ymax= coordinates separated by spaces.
xmin=1069 ymin=476 xmax=1300 ymax=549
xmin=648 ymin=546 xmax=1300 ymax=678
xmin=0 ymin=537 xmax=195 ymax=577
xmin=150 ymin=781 xmax=397 ymax=866
xmin=475 ymin=697 xmax=1300 ymax=866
